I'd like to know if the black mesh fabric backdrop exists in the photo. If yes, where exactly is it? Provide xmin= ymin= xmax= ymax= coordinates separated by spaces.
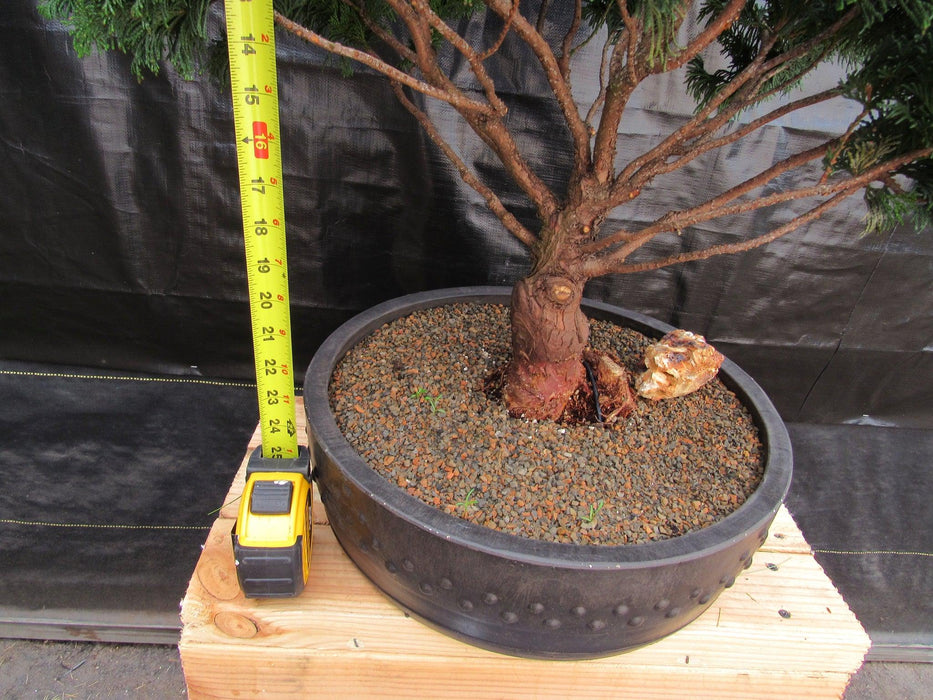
xmin=0 ymin=1 xmax=930 ymax=655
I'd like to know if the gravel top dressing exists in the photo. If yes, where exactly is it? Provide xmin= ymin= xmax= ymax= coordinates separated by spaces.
xmin=329 ymin=302 xmax=763 ymax=546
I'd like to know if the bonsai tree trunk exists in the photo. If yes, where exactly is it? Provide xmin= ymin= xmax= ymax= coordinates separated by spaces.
xmin=504 ymin=268 xmax=589 ymax=420
xmin=502 ymin=214 xmax=594 ymax=421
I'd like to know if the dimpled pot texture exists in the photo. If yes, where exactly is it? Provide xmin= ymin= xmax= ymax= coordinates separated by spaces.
xmin=304 ymin=287 xmax=793 ymax=659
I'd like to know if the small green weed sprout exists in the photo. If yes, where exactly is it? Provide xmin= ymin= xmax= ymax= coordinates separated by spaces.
xmin=456 ymin=487 xmax=478 ymax=510
xmin=411 ymin=387 xmax=446 ymax=415
xmin=581 ymin=499 xmax=605 ymax=525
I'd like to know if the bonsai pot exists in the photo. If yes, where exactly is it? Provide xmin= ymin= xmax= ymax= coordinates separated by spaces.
xmin=304 ymin=286 xmax=793 ymax=659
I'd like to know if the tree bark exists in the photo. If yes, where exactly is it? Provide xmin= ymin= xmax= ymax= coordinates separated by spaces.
xmin=503 ymin=269 xmax=589 ymax=420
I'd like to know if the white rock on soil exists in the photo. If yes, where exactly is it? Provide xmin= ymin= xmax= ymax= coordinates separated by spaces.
xmin=636 ymin=329 xmax=724 ymax=400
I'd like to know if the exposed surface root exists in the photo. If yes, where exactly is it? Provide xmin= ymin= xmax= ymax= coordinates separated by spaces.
xmin=484 ymin=348 xmax=636 ymax=426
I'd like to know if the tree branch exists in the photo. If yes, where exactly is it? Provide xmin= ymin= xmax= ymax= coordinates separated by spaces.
xmin=820 ymin=106 xmax=870 ymax=183
xmin=610 ymin=87 xmax=845 ymax=210
xmin=685 ymin=88 xmax=842 ymax=162
xmin=590 ymin=2 xmax=643 ymax=184
xmin=589 ymin=142 xmax=835 ymax=259
xmin=583 ymin=147 xmax=932 ymax=276
xmin=651 ymin=20 xmax=848 ymax=178
xmin=698 ymin=147 xmax=933 ymax=223
xmin=343 ymin=0 xmax=418 ymax=65
xmin=557 ymin=0 xmax=583 ymax=79
xmin=484 ymin=0 xmax=591 ymax=172
xmin=591 ymin=48 xmax=636 ymax=183
xmin=383 ymin=0 xmax=437 ymax=75
xmin=606 ymin=27 xmax=783 ymax=202
xmin=480 ymin=0 xmax=519 ymax=61
xmin=618 ymin=0 xmax=640 ymax=85
xmin=390 ymin=82 xmax=538 ymax=249
xmin=274 ymin=11 xmax=495 ymax=116
xmin=278 ymin=6 xmax=557 ymax=219
xmin=663 ymin=0 xmax=747 ymax=72
xmin=410 ymin=0 xmax=507 ymax=115
xmin=458 ymin=113 xmax=561 ymax=221
xmin=760 ymin=6 xmax=861 ymax=78
xmin=389 ymin=1 xmax=556 ymax=218
xmin=584 ymin=31 xmax=615 ymax=129
xmin=536 ymin=0 xmax=551 ymax=34
xmin=611 ymin=8 xmax=861 ymax=201
xmin=590 ymin=191 xmax=855 ymax=275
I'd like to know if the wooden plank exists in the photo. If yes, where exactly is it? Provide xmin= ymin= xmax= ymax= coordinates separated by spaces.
xmin=761 ymin=503 xmax=811 ymax=555
xmin=181 ymin=648 xmax=859 ymax=700
xmin=180 ymin=402 xmax=869 ymax=699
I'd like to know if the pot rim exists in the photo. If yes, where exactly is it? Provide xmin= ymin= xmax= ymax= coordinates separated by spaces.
xmin=305 ymin=286 xmax=793 ymax=570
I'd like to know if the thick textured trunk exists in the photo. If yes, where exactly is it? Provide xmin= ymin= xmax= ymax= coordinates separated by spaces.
xmin=503 ymin=271 xmax=589 ymax=420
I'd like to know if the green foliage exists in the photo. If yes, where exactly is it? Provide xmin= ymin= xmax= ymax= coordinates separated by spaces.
xmin=39 ymin=0 xmax=213 ymax=79
xmin=862 ymin=178 xmax=933 ymax=236
xmin=834 ymin=3 xmax=933 ymax=233
xmin=685 ymin=0 xmax=933 ymax=234
xmin=40 ymin=0 xmax=484 ymax=79
xmin=582 ymin=0 xmax=688 ymax=67
xmin=277 ymin=0 xmax=482 ymax=48
xmin=276 ymin=0 xmax=389 ymax=48
xmin=686 ymin=1 xmax=857 ymax=107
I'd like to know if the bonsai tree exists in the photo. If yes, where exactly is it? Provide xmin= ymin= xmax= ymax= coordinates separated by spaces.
xmin=42 ymin=0 xmax=932 ymax=421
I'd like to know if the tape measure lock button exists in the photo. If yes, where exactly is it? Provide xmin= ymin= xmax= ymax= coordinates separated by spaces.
xmin=249 ymin=480 xmax=293 ymax=515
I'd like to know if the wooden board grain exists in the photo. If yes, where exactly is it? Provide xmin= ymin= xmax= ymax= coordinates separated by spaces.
xmin=180 ymin=401 xmax=869 ymax=699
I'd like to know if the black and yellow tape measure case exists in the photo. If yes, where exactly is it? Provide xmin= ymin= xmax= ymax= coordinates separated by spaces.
xmin=233 ymin=446 xmax=312 ymax=597
xmin=224 ymin=0 xmax=311 ymax=598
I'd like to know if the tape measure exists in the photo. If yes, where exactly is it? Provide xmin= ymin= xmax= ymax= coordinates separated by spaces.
xmin=225 ymin=0 xmax=297 ymax=460
xmin=232 ymin=447 xmax=312 ymax=598
xmin=225 ymin=0 xmax=311 ymax=598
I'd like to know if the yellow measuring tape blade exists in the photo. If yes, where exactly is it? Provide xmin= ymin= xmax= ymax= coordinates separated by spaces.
xmin=225 ymin=0 xmax=298 ymax=459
